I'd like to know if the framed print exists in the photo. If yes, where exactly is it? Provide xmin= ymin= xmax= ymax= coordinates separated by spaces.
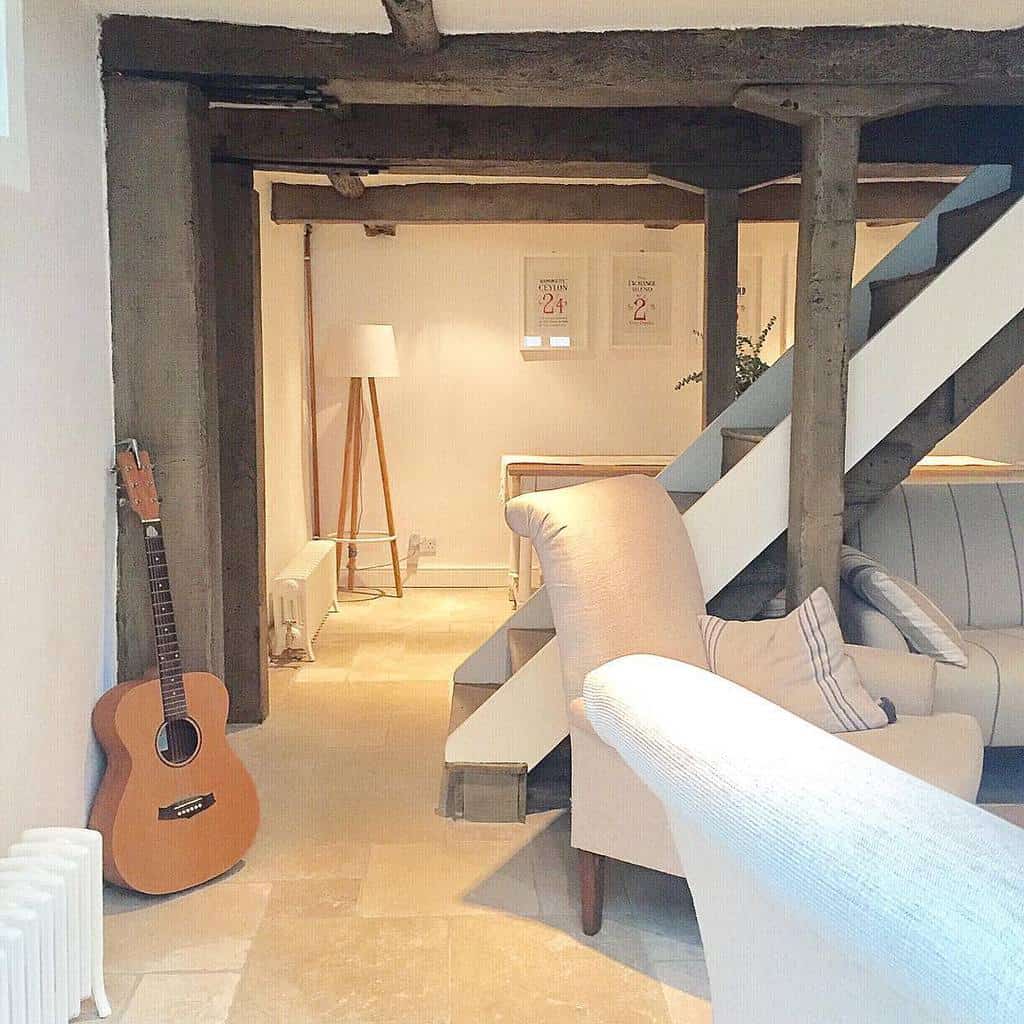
xmin=611 ymin=252 xmax=674 ymax=347
xmin=522 ymin=255 xmax=587 ymax=352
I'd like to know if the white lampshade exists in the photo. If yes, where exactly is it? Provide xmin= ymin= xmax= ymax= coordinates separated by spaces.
xmin=319 ymin=323 xmax=400 ymax=379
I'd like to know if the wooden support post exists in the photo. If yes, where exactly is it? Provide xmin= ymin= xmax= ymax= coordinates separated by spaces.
xmin=106 ymin=77 xmax=224 ymax=683
xmin=381 ymin=0 xmax=441 ymax=55
xmin=735 ymin=85 xmax=942 ymax=611
xmin=212 ymin=163 xmax=269 ymax=723
xmin=786 ymin=115 xmax=861 ymax=610
xmin=702 ymin=188 xmax=740 ymax=426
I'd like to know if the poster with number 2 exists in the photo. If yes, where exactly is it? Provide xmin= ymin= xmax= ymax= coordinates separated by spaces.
xmin=611 ymin=252 xmax=674 ymax=347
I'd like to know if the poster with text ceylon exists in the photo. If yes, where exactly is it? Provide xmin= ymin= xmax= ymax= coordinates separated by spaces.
xmin=611 ymin=252 xmax=674 ymax=347
xmin=522 ymin=255 xmax=587 ymax=351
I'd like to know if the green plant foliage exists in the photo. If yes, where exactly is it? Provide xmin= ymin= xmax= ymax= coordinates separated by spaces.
xmin=675 ymin=316 xmax=777 ymax=399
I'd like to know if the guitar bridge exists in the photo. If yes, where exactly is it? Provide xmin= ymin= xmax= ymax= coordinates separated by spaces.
xmin=158 ymin=793 xmax=215 ymax=820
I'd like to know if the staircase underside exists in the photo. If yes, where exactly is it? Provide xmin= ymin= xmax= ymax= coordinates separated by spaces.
xmin=710 ymin=306 xmax=1024 ymax=620
xmin=441 ymin=177 xmax=1024 ymax=821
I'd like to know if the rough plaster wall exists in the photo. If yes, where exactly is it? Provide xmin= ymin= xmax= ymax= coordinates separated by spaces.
xmin=0 ymin=1 xmax=114 ymax=847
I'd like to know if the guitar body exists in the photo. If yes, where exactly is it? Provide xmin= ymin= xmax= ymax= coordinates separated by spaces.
xmin=90 ymin=671 xmax=259 ymax=895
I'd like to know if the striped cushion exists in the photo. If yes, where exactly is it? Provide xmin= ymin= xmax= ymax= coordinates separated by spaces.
xmin=698 ymin=588 xmax=889 ymax=733
xmin=840 ymin=545 xmax=969 ymax=668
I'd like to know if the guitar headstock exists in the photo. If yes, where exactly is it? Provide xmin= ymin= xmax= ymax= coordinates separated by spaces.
xmin=115 ymin=442 xmax=161 ymax=522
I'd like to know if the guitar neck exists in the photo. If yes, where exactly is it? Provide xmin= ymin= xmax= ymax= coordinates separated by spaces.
xmin=142 ymin=520 xmax=188 ymax=720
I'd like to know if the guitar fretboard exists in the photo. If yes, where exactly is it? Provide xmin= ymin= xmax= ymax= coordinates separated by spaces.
xmin=143 ymin=521 xmax=188 ymax=721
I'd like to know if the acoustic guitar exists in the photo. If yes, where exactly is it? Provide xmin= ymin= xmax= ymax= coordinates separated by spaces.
xmin=90 ymin=441 xmax=259 ymax=894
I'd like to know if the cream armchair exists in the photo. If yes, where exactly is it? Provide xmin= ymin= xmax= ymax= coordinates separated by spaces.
xmin=585 ymin=657 xmax=1024 ymax=1023
xmin=505 ymin=475 xmax=984 ymax=935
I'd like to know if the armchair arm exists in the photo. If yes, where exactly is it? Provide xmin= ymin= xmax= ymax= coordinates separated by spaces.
xmin=843 ymin=644 xmax=936 ymax=717
xmin=838 ymin=582 xmax=910 ymax=653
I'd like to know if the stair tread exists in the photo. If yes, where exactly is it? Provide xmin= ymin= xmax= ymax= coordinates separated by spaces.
xmin=936 ymin=190 xmax=1022 ymax=265
xmin=667 ymin=490 xmax=703 ymax=513
xmin=508 ymin=628 xmax=556 ymax=674
xmin=447 ymin=682 xmax=500 ymax=737
xmin=869 ymin=267 xmax=939 ymax=292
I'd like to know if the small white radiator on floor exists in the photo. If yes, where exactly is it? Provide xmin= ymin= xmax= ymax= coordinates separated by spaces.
xmin=271 ymin=539 xmax=339 ymax=660
xmin=0 ymin=827 xmax=109 ymax=1023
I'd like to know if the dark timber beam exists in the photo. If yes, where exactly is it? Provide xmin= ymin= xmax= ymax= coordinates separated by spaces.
xmin=702 ymin=190 xmax=739 ymax=425
xmin=209 ymin=104 xmax=1024 ymax=180
xmin=328 ymin=172 xmax=366 ymax=198
xmin=381 ymin=0 xmax=440 ymax=54
xmin=212 ymin=164 xmax=269 ymax=723
xmin=738 ymin=85 xmax=939 ymax=610
xmin=270 ymin=181 xmax=956 ymax=225
xmin=787 ymin=111 xmax=861 ymax=611
xmin=106 ymin=77 xmax=224 ymax=683
xmin=101 ymin=18 xmax=1024 ymax=106
xmin=210 ymin=105 xmax=796 ymax=181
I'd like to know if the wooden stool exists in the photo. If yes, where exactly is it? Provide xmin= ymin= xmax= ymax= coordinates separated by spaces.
xmin=337 ymin=376 xmax=403 ymax=597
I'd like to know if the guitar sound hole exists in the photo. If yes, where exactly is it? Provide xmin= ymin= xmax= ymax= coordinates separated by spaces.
xmin=156 ymin=718 xmax=201 ymax=766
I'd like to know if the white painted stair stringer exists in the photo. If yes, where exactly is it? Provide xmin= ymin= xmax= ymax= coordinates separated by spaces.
xmin=662 ymin=164 xmax=1012 ymax=494
xmin=446 ymin=640 xmax=567 ymax=769
xmin=687 ymin=188 xmax=1024 ymax=600
xmin=453 ymin=587 xmax=553 ymax=685
xmin=445 ymin=167 xmax=1019 ymax=775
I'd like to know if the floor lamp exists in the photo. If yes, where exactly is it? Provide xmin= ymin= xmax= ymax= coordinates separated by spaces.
xmin=321 ymin=323 xmax=404 ymax=597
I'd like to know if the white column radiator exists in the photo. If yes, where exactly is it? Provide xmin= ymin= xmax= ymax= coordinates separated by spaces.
xmin=270 ymin=539 xmax=339 ymax=660
xmin=0 ymin=828 xmax=110 ymax=1023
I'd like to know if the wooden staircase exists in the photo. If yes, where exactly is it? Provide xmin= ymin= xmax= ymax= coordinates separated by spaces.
xmin=709 ymin=187 xmax=1024 ymax=620
xmin=441 ymin=171 xmax=1024 ymax=821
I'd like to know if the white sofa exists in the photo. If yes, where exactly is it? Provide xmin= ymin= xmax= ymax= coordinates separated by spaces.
xmin=586 ymin=656 xmax=1024 ymax=1024
xmin=843 ymin=481 xmax=1024 ymax=745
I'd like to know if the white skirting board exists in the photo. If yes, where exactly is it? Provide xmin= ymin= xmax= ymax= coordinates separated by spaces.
xmin=357 ymin=564 xmax=509 ymax=589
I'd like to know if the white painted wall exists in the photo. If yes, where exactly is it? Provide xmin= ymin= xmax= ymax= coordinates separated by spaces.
xmin=105 ymin=0 xmax=1024 ymax=32
xmin=0 ymin=1 xmax=114 ymax=847
xmin=259 ymin=205 xmax=919 ymax=586
xmin=256 ymin=174 xmax=315 ymax=584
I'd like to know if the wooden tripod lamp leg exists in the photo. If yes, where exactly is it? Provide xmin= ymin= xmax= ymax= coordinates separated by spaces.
xmin=348 ymin=384 xmax=363 ymax=591
xmin=337 ymin=377 xmax=359 ymax=589
xmin=369 ymin=378 xmax=403 ymax=598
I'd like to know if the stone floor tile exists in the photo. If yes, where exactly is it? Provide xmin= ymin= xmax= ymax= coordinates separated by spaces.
xmin=104 ymin=881 xmax=271 ymax=973
xmin=122 ymin=971 xmax=240 ymax=1024
xmin=265 ymin=878 xmax=361 ymax=918
xmin=77 ymin=973 xmax=140 ymax=1022
xmin=651 ymin=958 xmax=714 ymax=1024
xmin=358 ymin=839 xmax=540 ymax=917
xmin=450 ymin=914 xmax=671 ymax=1023
xmin=227 ymin=915 xmax=449 ymax=1024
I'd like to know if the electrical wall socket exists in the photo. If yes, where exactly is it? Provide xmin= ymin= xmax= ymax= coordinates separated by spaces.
xmin=420 ymin=536 xmax=437 ymax=557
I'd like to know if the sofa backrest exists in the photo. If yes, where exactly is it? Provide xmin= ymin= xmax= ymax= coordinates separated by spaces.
xmin=848 ymin=482 xmax=1024 ymax=629
xmin=585 ymin=655 xmax=1024 ymax=1024
xmin=505 ymin=475 xmax=709 ymax=702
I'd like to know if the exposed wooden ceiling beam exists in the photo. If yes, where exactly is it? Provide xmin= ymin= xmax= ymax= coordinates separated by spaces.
xmin=381 ymin=0 xmax=440 ymax=55
xmin=327 ymin=172 xmax=366 ymax=197
xmin=210 ymin=105 xmax=1022 ymax=179
xmin=271 ymin=180 xmax=956 ymax=226
xmin=101 ymin=18 xmax=1024 ymax=107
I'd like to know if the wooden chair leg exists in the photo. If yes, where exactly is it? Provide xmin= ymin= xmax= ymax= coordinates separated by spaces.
xmin=579 ymin=850 xmax=606 ymax=935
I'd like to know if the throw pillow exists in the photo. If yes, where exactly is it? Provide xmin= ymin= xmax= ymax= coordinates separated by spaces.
xmin=839 ymin=545 xmax=969 ymax=668
xmin=698 ymin=588 xmax=890 ymax=733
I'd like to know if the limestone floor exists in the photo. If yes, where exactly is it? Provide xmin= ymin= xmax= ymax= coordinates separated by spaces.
xmin=96 ymin=589 xmax=711 ymax=1024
